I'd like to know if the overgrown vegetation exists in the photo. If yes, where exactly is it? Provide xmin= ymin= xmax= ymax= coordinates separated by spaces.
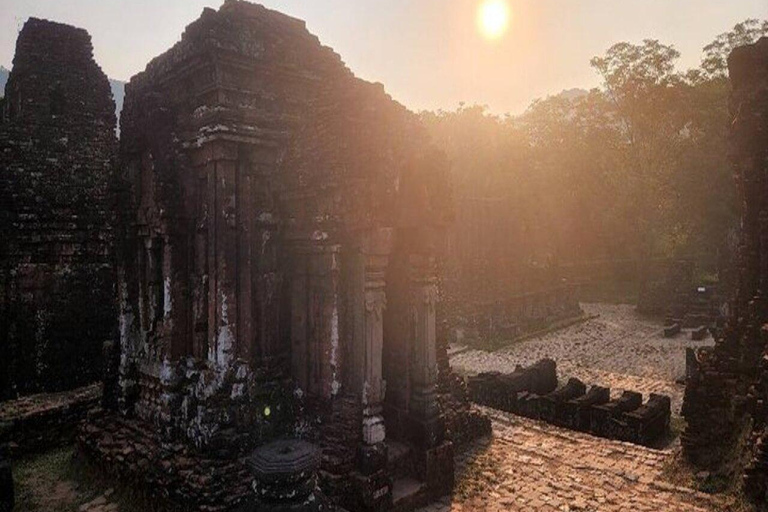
xmin=422 ymin=19 xmax=768 ymax=274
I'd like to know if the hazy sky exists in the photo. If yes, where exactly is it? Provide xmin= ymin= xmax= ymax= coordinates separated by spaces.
xmin=1 ymin=0 xmax=766 ymax=114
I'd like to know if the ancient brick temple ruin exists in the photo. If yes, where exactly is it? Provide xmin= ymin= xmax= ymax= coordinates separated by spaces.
xmin=80 ymin=2 xmax=458 ymax=510
xmin=682 ymin=37 xmax=768 ymax=501
xmin=0 ymin=19 xmax=117 ymax=400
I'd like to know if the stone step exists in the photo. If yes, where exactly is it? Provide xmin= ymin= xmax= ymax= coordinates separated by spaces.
xmin=391 ymin=476 xmax=429 ymax=512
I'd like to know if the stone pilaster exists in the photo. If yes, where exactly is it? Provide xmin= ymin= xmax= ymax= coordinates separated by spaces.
xmin=359 ymin=251 xmax=388 ymax=466
xmin=406 ymin=253 xmax=444 ymax=448
xmin=350 ymin=229 xmax=393 ymax=511
xmin=288 ymin=232 xmax=342 ymax=400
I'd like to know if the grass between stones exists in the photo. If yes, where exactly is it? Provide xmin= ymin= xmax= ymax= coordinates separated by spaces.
xmin=12 ymin=445 xmax=146 ymax=512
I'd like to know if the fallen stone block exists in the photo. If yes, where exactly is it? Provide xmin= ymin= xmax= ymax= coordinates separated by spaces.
xmin=620 ymin=394 xmax=672 ymax=446
xmin=563 ymin=385 xmax=611 ymax=432
xmin=691 ymin=325 xmax=709 ymax=341
xmin=590 ymin=391 xmax=643 ymax=438
xmin=664 ymin=323 xmax=681 ymax=338
xmin=526 ymin=358 xmax=558 ymax=395
xmin=467 ymin=358 xmax=557 ymax=413
xmin=515 ymin=392 xmax=542 ymax=420
xmin=539 ymin=378 xmax=586 ymax=426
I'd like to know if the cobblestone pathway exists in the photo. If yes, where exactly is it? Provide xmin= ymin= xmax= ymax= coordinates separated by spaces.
xmin=419 ymin=408 xmax=729 ymax=512
xmin=419 ymin=303 xmax=727 ymax=512
xmin=450 ymin=303 xmax=716 ymax=414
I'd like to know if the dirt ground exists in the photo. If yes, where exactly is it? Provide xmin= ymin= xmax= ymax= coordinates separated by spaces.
xmin=12 ymin=446 xmax=132 ymax=512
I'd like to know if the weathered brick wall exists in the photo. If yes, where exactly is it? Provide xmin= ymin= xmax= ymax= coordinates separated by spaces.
xmin=682 ymin=37 xmax=768 ymax=498
xmin=114 ymin=0 xmax=450 ymax=450
xmin=0 ymin=18 xmax=118 ymax=400
xmin=0 ymin=384 xmax=100 ymax=458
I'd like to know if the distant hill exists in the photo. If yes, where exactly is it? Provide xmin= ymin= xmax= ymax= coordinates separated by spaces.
xmin=0 ymin=65 xmax=125 ymax=127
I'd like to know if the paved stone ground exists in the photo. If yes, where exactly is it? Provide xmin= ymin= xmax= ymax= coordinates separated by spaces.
xmin=419 ymin=407 xmax=732 ymax=512
xmin=450 ymin=303 xmax=716 ymax=414
xmin=417 ymin=303 xmax=730 ymax=512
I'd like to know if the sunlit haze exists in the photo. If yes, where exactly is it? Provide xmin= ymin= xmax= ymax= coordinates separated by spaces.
xmin=0 ymin=0 xmax=766 ymax=114
xmin=478 ymin=0 xmax=511 ymax=41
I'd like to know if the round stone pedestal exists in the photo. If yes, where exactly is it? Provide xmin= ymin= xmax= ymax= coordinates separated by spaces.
xmin=247 ymin=439 xmax=332 ymax=512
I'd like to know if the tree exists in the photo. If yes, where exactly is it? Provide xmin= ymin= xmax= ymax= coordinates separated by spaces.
xmin=701 ymin=19 xmax=768 ymax=79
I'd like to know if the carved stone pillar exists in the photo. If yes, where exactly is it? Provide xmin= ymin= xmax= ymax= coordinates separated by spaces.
xmin=406 ymin=253 xmax=443 ymax=448
xmin=349 ymin=228 xmax=393 ymax=511
xmin=359 ymin=250 xmax=388 ymax=465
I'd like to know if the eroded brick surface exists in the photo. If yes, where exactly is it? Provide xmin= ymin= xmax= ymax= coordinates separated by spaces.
xmin=417 ymin=408 xmax=727 ymax=512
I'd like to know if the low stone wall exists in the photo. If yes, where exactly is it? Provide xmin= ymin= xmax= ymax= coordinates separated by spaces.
xmin=468 ymin=360 xmax=671 ymax=447
xmin=0 ymin=384 xmax=100 ymax=458
xmin=455 ymin=285 xmax=584 ymax=349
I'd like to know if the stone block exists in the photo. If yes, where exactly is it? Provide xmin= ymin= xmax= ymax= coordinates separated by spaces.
xmin=563 ymin=385 xmax=611 ymax=432
xmin=539 ymin=378 xmax=586 ymax=426
xmin=350 ymin=469 xmax=392 ymax=512
xmin=664 ymin=323 xmax=681 ymax=338
xmin=590 ymin=391 xmax=643 ymax=438
xmin=620 ymin=394 xmax=671 ymax=446
xmin=691 ymin=325 xmax=709 ymax=341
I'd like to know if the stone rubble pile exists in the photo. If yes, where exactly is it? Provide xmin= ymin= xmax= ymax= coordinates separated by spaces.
xmin=468 ymin=359 xmax=671 ymax=447
xmin=77 ymin=413 xmax=252 ymax=512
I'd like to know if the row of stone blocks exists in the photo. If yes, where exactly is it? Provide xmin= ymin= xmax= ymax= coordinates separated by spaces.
xmin=467 ymin=359 xmax=671 ymax=447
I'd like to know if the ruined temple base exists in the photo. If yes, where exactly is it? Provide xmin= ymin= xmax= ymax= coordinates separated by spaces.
xmin=76 ymin=412 xmax=252 ymax=512
xmin=77 ymin=412 xmax=459 ymax=512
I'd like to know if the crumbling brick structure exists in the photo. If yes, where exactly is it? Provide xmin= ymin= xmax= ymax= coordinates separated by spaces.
xmin=82 ymin=2 xmax=455 ymax=510
xmin=682 ymin=37 xmax=768 ymax=499
xmin=0 ymin=19 xmax=117 ymax=400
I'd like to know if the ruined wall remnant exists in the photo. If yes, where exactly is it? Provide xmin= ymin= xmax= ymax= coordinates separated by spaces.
xmin=682 ymin=37 xmax=768 ymax=498
xmin=469 ymin=360 xmax=671 ymax=447
xmin=0 ymin=18 xmax=118 ymax=400
xmin=80 ymin=2 xmax=461 ymax=511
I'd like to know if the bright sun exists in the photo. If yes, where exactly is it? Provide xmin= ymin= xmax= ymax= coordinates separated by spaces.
xmin=478 ymin=0 xmax=511 ymax=40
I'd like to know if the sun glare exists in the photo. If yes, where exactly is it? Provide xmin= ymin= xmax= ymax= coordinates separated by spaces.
xmin=478 ymin=0 xmax=511 ymax=40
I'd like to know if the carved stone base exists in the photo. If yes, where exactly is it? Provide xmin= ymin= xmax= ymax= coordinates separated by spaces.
xmin=356 ymin=442 xmax=388 ymax=476
xmin=349 ymin=469 xmax=392 ymax=512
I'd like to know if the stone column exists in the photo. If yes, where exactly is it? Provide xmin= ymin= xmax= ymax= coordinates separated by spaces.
xmin=406 ymin=253 xmax=444 ymax=448
xmin=350 ymin=228 xmax=393 ymax=511
xmin=359 ymin=248 xmax=388 ymax=465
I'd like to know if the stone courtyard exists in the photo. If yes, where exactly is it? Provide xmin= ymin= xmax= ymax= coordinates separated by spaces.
xmin=418 ymin=407 xmax=728 ymax=512
xmin=451 ymin=303 xmax=715 ymax=414
xmin=414 ymin=303 xmax=733 ymax=512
